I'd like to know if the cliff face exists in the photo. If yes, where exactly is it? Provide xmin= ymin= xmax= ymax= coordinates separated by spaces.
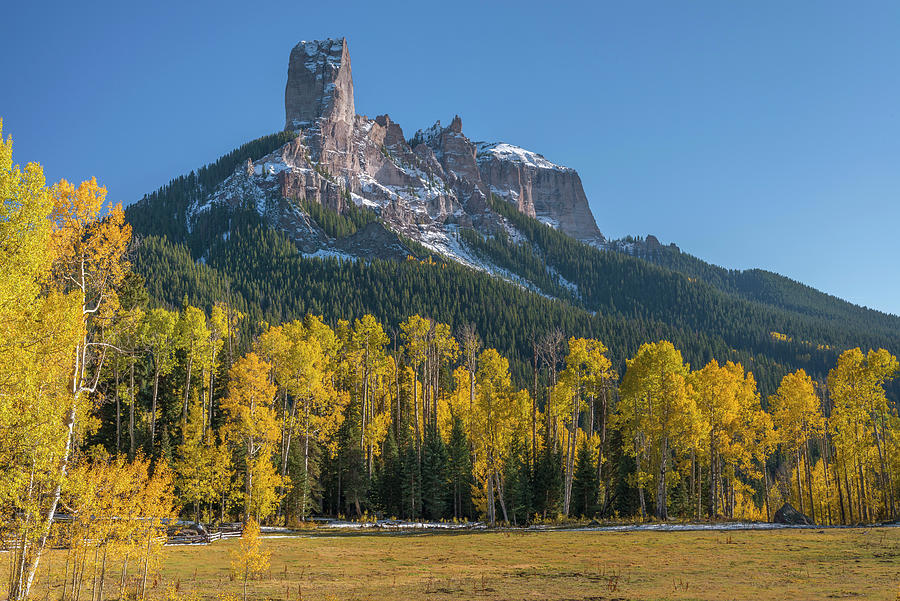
xmin=476 ymin=143 xmax=602 ymax=241
xmin=192 ymin=37 xmax=605 ymax=265
xmin=284 ymin=38 xmax=354 ymax=129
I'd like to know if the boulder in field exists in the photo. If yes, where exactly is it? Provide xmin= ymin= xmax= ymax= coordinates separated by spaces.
xmin=773 ymin=503 xmax=813 ymax=525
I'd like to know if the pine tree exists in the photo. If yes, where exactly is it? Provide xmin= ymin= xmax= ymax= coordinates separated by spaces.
xmin=447 ymin=415 xmax=473 ymax=519
xmin=532 ymin=442 xmax=564 ymax=520
xmin=374 ymin=429 xmax=402 ymax=517
xmin=503 ymin=434 xmax=533 ymax=525
xmin=571 ymin=439 xmax=599 ymax=518
xmin=399 ymin=429 xmax=422 ymax=518
xmin=421 ymin=425 xmax=450 ymax=520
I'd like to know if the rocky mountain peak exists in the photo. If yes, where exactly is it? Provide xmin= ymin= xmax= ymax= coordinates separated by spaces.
xmin=194 ymin=36 xmax=607 ymax=270
xmin=284 ymin=37 xmax=354 ymax=129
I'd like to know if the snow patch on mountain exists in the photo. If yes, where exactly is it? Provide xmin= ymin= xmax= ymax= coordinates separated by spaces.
xmin=475 ymin=142 xmax=572 ymax=173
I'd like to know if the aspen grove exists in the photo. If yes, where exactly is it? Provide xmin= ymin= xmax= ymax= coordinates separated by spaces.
xmin=2 ymin=123 xmax=900 ymax=599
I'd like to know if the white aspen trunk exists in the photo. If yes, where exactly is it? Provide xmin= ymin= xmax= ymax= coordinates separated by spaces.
xmin=635 ymin=440 xmax=646 ymax=519
xmin=494 ymin=469 xmax=509 ymax=523
xmin=597 ymin=389 xmax=607 ymax=505
xmin=362 ymin=350 xmax=369 ymax=453
xmin=413 ymin=367 xmax=421 ymax=456
xmin=199 ymin=366 xmax=207 ymax=436
xmin=150 ymin=366 xmax=160 ymax=447
xmin=857 ymin=455 xmax=868 ymax=523
xmin=563 ymin=388 xmax=579 ymax=516
xmin=302 ymin=400 xmax=311 ymax=521
xmin=709 ymin=436 xmax=717 ymax=518
xmin=879 ymin=411 xmax=896 ymax=518
xmin=656 ymin=435 xmax=668 ymax=520
xmin=115 ymin=366 xmax=121 ymax=454
xmin=207 ymin=359 xmax=216 ymax=435
xmin=588 ymin=394 xmax=594 ymax=437
xmin=17 ymin=396 xmax=79 ymax=600
xmin=119 ymin=554 xmax=128 ymax=601
xmin=871 ymin=417 xmax=891 ymax=520
xmin=129 ymin=360 xmax=136 ymax=457
xmin=486 ymin=467 xmax=496 ymax=527
xmin=803 ymin=444 xmax=815 ymax=523
xmin=183 ymin=352 xmax=194 ymax=427
xmin=140 ymin=532 xmax=150 ymax=601
xmin=245 ymin=438 xmax=255 ymax=523
xmin=697 ymin=450 xmax=703 ymax=520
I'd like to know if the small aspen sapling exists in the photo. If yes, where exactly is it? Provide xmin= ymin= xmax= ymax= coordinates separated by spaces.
xmin=229 ymin=518 xmax=270 ymax=601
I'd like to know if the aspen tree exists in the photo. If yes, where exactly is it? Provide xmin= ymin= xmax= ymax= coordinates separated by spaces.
xmin=9 ymin=170 xmax=131 ymax=599
xmin=140 ymin=308 xmax=177 ymax=447
xmin=203 ymin=303 xmax=229 ymax=433
xmin=616 ymin=341 xmax=693 ymax=520
xmin=221 ymin=352 xmax=282 ymax=522
xmin=278 ymin=317 xmax=347 ymax=520
xmin=829 ymin=348 xmax=899 ymax=521
xmin=175 ymin=306 xmax=211 ymax=430
xmin=401 ymin=314 xmax=430 ymax=454
xmin=770 ymin=369 xmax=824 ymax=520
xmin=230 ymin=518 xmax=269 ymax=601
xmin=692 ymin=360 xmax=763 ymax=518
xmin=469 ymin=349 xmax=529 ymax=525
xmin=0 ymin=122 xmax=82 ymax=600
xmin=351 ymin=315 xmax=390 ymax=475
xmin=557 ymin=337 xmax=614 ymax=516
xmin=174 ymin=396 xmax=218 ymax=521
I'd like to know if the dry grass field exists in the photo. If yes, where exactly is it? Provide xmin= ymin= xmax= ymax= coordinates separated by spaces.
xmin=11 ymin=527 xmax=900 ymax=601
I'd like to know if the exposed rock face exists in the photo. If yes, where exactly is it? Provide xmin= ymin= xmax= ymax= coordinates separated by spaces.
xmin=476 ymin=142 xmax=602 ymax=242
xmin=194 ymin=37 xmax=607 ymax=264
xmin=285 ymin=38 xmax=354 ymax=128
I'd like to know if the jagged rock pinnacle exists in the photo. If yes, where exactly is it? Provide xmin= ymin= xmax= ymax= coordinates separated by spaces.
xmin=220 ymin=36 xmax=606 ymax=249
xmin=284 ymin=38 xmax=355 ymax=130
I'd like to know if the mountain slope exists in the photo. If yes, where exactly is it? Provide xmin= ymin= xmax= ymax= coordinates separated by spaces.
xmin=124 ymin=37 xmax=899 ymax=402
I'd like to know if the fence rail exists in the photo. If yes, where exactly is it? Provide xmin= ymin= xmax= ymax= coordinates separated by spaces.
xmin=1 ymin=522 xmax=243 ymax=550
xmin=166 ymin=524 xmax=242 ymax=545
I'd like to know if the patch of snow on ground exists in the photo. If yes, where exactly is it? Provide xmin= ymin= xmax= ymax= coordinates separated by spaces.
xmin=536 ymin=215 xmax=560 ymax=229
xmin=547 ymin=265 xmax=579 ymax=298
xmin=323 ymin=519 xmax=483 ymax=530
xmin=411 ymin=121 xmax=443 ymax=146
xmin=303 ymin=248 xmax=357 ymax=262
xmin=489 ymin=185 xmax=519 ymax=202
xmin=259 ymin=519 xmax=890 ymax=537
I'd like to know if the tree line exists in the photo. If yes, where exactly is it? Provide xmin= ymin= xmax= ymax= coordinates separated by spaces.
xmin=3 ymin=122 xmax=900 ymax=601
xmin=46 ymin=285 xmax=900 ymax=530
xmin=122 ymin=130 xmax=900 ymax=406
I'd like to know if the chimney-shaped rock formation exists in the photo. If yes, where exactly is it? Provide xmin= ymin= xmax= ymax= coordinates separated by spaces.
xmin=285 ymin=38 xmax=354 ymax=129
xmin=203 ymin=36 xmax=606 ymax=256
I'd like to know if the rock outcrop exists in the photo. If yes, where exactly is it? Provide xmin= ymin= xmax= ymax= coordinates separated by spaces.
xmin=773 ymin=503 xmax=813 ymax=525
xmin=476 ymin=142 xmax=603 ymax=242
xmin=285 ymin=38 xmax=354 ymax=128
xmin=194 ymin=37 xmax=607 ymax=265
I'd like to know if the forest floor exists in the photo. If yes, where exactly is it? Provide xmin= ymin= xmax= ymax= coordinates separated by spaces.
xmin=16 ymin=527 xmax=900 ymax=601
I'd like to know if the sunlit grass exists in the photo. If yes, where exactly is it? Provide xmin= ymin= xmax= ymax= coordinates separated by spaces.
xmin=9 ymin=527 xmax=900 ymax=601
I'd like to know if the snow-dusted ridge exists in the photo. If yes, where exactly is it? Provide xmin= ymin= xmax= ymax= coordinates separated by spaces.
xmin=183 ymin=37 xmax=613 ymax=304
xmin=475 ymin=141 xmax=572 ymax=173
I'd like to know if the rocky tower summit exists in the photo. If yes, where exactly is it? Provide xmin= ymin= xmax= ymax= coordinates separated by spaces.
xmin=285 ymin=38 xmax=355 ymax=128
xmin=191 ymin=37 xmax=605 ymax=264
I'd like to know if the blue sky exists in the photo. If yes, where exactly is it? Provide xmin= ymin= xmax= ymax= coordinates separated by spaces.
xmin=2 ymin=0 xmax=898 ymax=315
